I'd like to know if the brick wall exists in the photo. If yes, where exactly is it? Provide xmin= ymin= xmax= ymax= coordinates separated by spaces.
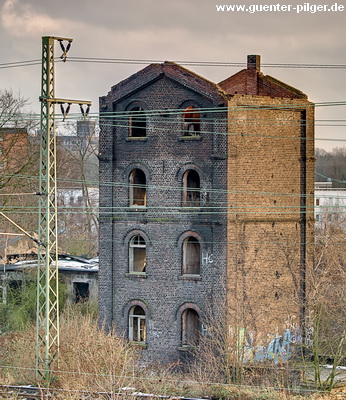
xmin=226 ymin=95 xmax=315 ymax=340
xmin=99 ymin=63 xmax=315 ymax=363
xmin=99 ymin=66 xmax=228 ymax=362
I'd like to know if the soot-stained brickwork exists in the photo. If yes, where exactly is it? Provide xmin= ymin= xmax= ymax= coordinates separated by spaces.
xmin=99 ymin=56 xmax=314 ymax=363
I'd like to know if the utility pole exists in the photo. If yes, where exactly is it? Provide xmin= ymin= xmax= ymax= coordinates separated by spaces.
xmin=36 ymin=36 xmax=91 ymax=380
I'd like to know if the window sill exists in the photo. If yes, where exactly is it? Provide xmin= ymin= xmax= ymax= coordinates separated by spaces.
xmin=179 ymin=274 xmax=201 ymax=281
xmin=178 ymin=345 xmax=196 ymax=352
xmin=125 ymin=273 xmax=148 ymax=279
xmin=130 ymin=341 xmax=147 ymax=349
xmin=126 ymin=137 xmax=147 ymax=142
xmin=128 ymin=206 xmax=147 ymax=212
xmin=179 ymin=207 xmax=202 ymax=212
xmin=178 ymin=136 xmax=201 ymax=141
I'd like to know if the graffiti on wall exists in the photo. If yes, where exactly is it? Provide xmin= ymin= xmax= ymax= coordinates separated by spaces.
xmin=239 ymin=318 xmax=311 ymax=364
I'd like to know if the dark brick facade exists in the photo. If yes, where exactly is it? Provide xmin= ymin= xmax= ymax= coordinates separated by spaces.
xmin=99 ymin=62 xmax=228 ymax=362
xmin=99 ymin=57 xmax=314 ymax=363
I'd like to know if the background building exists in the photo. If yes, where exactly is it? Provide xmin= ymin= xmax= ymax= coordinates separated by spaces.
xmin=315 ymin=181 xmax=346 ymax=227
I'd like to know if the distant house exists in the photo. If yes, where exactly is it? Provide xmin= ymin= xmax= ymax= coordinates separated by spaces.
xmin=0 ymin=128 xmax=30 ymax=172
xmin=315 ymin=181 xmax=346 ymax=227
xmin=0 ymin=252 xmax=98 ymax=305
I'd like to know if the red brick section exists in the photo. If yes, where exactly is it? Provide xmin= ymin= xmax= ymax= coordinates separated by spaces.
xmin=219 ymin=55 xmax=307 ymax=99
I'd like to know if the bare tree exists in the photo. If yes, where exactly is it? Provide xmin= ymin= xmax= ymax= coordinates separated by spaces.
xmin=55 ymin=120 xmax=99 ymax=257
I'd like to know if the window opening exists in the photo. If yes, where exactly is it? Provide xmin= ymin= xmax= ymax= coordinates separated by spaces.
xmin=129 ymin=107 xmax=146 ymax=137
xmin=181 ymin=308 xmax=200 ymax=346
xmin=183 ymin=106 xmax=200 ymax=136
xmin=129 ymin=305 xmax=146 ymax=342
xmin=182 ymin=236 xmax=200 ymax=275
xmin=183 ymin=170 xmax=200 ymax=207
xmin=73 ymin=282 xmax=90 ymax=303
xmin=130 ymin=169 xmax=146 ymax=206
xmin=129 ymin=235 xmax=146 ymax=273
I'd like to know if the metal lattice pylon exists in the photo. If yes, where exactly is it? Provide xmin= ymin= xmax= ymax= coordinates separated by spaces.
xmin=36 ymin=36 xmax=91 ymax=380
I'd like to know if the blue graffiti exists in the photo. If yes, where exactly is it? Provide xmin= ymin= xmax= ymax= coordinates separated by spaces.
xmin=244 ymin=329 xmax=295 ymax=364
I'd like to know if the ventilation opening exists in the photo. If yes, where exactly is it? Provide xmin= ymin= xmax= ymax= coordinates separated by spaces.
xmin=183 ymin=170 xmax=200 ymax=207
xmin=130 ymin=169 xmax=146 ymax=206
xmin=183 ymin=106 xmax=200 ymax=136
xmin=129 ymin=305 xmax=146 ymax=342
xmin=182 ymin=237 xmax=200 ymax=275
xmin=129 ymin=107 xmax=146 ymax=137
xmin=181 ymin=308 xmax=200 ymax=346
xmin=129 ymin=235 xmax=146 ymax=273
xmin=73 ymin=282 xmax=90 ymax=303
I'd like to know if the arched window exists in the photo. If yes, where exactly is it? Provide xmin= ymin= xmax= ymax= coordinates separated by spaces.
xmin=183 ymin=170 xmax=200 ymax=207
xmin=183 ymin=106 xmax=200 ymax=136
xmin=129 ymin=305 xmax=146 ymax=342
xmin=129 ymin=169 xmax=146 ymax=207
xmin=129 ymin=235 xmax=146 ymax=273
xmin=181 ymin=308 xmax=200 ymax=346
xmin=182 ymin=236 xmax=200 ymax=275
xmin=129 ymin=106 xmax=146 ymax=137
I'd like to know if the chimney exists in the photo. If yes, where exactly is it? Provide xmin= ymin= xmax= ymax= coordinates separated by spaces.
xmin=247 ymin=54 xmax=261 ymax=71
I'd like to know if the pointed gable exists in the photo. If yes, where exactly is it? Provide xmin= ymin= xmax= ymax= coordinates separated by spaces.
xmin=218 ymin=55 xmax=307 ymax=99
xmin=100 ymin=62 xmax=227 ymax=107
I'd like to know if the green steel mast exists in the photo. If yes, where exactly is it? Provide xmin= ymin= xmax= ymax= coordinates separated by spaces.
xmin=36 ymin=36 xmax=91 ymax=380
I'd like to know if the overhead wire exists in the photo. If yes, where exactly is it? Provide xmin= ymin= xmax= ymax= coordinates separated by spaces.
xmin=3 ymin=56 xmax=346 ymax=69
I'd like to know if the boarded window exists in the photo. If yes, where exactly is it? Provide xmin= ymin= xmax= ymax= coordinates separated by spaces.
xmin=129 ymin=107 xmax=146 ymax=137
xmin=183 ymin=170 xmax=200 ymax=207
xmin=183 ymin=106 xmax=200 ymax=136
xmin=129 ymin=235 xmax=146 ymax=273
xmin=181 ymin=308 xmax=200 ymax=346
xmin=129 ymin=305 xmax=146 ymax=342
xmin=182 ymin=236 xmax=200 ymax=275
xmin=130 ymin=169 xmax=146 ymax=206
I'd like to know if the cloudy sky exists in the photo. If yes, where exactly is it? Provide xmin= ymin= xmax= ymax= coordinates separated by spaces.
xmin=1 ymin=0 xmax=346 ymax=150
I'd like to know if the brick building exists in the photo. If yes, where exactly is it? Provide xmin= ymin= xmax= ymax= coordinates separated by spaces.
xmin=98 ymin=55 xmax=314 ymax=363
xmin=0 ymin=128 xmax=30 ymax=173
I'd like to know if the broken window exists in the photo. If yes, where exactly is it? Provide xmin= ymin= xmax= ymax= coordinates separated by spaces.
xmin=129 ymin=305 xmax=146 ymax=342
xmin=182 ymin=236 xmax=201 ymax=275
xmin=181 ymin=308 xmax=200 ymax=346
xmin=73 ymin=282 xmax=90 ymax=303
xmin=183 ymin=170 xmax=200 ymax=207
xmin=129 ymin=235 xmax=146 ymax=273
xmin=129 ymin=107 xmax=146 ymax=137
xmin=183 ymin=106 xmax=200 ymax=136
xmin=130 ymin=168 xmax=147 ymax=207
xmin=129 ymin=169 xmax=146 ymax=207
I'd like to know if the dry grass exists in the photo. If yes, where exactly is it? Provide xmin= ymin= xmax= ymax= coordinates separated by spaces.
xmin=0 ymin=305 xmax=344 ymax=400
xmin=0 ymin=304 xmax=140 ymax=397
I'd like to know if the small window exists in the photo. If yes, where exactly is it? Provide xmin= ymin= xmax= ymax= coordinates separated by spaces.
xmin=183 ymin=170 xmax=200 ymax=207
xmin=315 ymin=198 xmax=320 ymax=206
xmin=316 ymin=214 xmax=320 ymax=222
xmin=130 ymin=169 xmax=146 ymax=207
xmin=129 ymin=107 xmax=146 ymax=137
xmin=129 ymin=305 xmax=146 ymax=342
xmin=73 ymin=282 xmax=90 ymax=303
xmin=182 ymin=236 xmax=200 ymax=275
xmin=129 ymin=235 xmax=146 ymax=273
xmin=183 ymin=106 xmax=200 ymax=136
xmin=181 ymin=308 xmax=200 ymax=346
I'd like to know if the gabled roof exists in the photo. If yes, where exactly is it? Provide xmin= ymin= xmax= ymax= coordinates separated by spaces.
xmin=218 ymin=55 xmax=307 ymax=99
xmin=100 ymin=62 xmax=227 ymax=106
